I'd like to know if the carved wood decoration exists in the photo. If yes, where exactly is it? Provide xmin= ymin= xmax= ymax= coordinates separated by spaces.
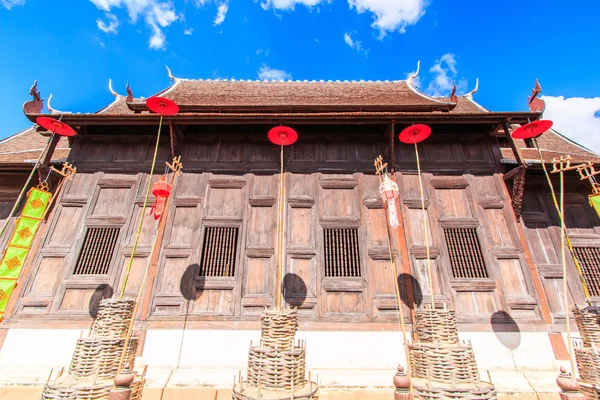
xmin=511 ymin=167 xmax=527 ymax=221
xmin=528 ymin=79 xmax=546 ymax=113
xmin=23 ymin=80 xmax=43 ymax=115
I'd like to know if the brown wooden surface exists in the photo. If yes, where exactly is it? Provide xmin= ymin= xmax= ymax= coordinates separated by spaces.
xmin=0 ymin=128 xmax=594 ymax=328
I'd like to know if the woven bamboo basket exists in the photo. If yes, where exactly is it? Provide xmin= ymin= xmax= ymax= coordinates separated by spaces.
xmin=130 ymin=378 xmax=145 ymax=400
xmin=90 ymin=299 xmax=136 ymax=339
xmin=579 ymin=381 xmax=600 ymax=400
xmin=409 ymin=342 xmax=480 ymax=384
xmin=412 ymin=378 xmax=497 ymax=400
xmin=574 ymin=305 xmax=600 ymax=348
xmin=41 ymin=381 xmax=112 ymax=400
xmin=247 ymin=345 xmax=306 ymax=390
xmin=232 ymin=380 xmax=318 ymax=400
xmin=575 ymin=346 xmax=600 ymax=384
xmin=68 ymin=337 xmax=138 ymax=379
xmin=414 ymin=308 xmax=459 ymax=344
xmin=259 ymin=309 xmax=298 ymax=351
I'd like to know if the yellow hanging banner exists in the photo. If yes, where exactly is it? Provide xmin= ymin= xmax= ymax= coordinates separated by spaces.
xmin=0 ymin=187 xmax=51 ymax=320
xmin=589 ymin=194 xmax=600 ymax=219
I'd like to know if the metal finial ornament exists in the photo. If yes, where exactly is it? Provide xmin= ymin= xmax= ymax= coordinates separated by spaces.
xmin=407 ymin=61 xmax=420 ymax=87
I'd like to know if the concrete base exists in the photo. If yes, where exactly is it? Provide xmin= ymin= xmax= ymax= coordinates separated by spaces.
xmin=0 ymin=328 xmax=573 ymax=399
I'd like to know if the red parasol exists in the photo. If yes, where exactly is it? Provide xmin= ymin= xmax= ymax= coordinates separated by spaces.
xmin=399 ymin=124 xmax=431 ymax=144
xmin=36 ymin=117 xmax=76 ymax=137
xmin=511 ymin=120 xmax=553 ymax=139
xmin=268 ymin=126 xmax=298 ymax=146
xmin=146 ymin=97 xmax=179 ymax=116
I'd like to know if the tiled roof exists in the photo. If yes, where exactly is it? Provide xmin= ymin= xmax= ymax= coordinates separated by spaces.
xmin=143 ymin=79 xmax=455 ymax=110
xmin=0 ymin=128 xmax=70 ymax=165
xmin=501 ymin=128 xmax=600 ymax=165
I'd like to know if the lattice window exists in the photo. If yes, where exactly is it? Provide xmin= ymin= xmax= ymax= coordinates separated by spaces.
xmin=444 ymin=228 xmax=489 ymax=279
xmin=199 ymin=227 xmax=238 ymax=277
xmin=324 ymin=228 xmax=361 ymax=277
xmin=573 ymin=247 xmax=600 ymax=297
xmin=73 ymin=227 xmax=120 ymax=275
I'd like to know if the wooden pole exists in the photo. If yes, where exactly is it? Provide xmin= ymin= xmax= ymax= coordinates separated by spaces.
xmin=275 ymin=144 xmax=285 ymax=311
xmin=414 ymin=142 xmax=435 ymax=308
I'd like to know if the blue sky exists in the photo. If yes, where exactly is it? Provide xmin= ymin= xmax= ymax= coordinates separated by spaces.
xmin=1 ymin=0 xmax=599 ymax=151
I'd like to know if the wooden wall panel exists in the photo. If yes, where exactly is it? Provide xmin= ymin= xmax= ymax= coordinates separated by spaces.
xmin=285 ymin=173 xmax=318 ymax=315
xmin=27 ymin=257 xmax=64 ymax=298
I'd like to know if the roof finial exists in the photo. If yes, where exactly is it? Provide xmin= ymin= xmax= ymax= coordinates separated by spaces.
xmin=450 ymin=82 xmax=458 ymax=103
xmin=126 ymin=81 xmax=133 ymax=103
xmin=465 ymin=78 xmax=479 ymax=100
xmin=528 ymin=78 xmax=545 ymax=113
xmin=407 ymin=60 xmax=420 ymax=87
xmin=108 ymin=79 xmax=123 ymax=98
xmin=47 ymin=93 xmax=69 ymax=114
xmin=23 ymin=80 xmax=43 ymax=115
xmin=166 ymin=65 xmax=178 ymax=83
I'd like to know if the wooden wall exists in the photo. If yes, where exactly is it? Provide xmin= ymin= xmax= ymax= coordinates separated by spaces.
xmin=520 ymin=177 xmax=600 ymax=320
xmin=4 ymin=127 xmax=585 ymax=325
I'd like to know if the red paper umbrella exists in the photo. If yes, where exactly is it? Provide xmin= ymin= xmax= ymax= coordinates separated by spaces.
xmin=268 ymin=126 xmax=298 ymax=146
xmin=36 ymin=117 xmax=76 ymax=137
xmin=511 ymin=120 xmax=553 ymax=139
xmin=146 ymin=97 xmax=179 ymax=116
xmin=399 ymin=124 xmax=432 ymax=144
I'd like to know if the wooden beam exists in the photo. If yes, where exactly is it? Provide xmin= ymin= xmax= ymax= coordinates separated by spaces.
xmin=504 ymin=165 xmax=524 ymax=181
xmin=503 ymin=121 xmax=526 ymax=168
xmin=388 ymin=121 xmax=395 ymax=173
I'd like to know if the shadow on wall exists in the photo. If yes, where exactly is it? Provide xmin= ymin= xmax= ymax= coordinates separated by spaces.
xmin=89 ymin=284 xmax=114 ymax=318
xmin=490 ymin=310 xmax=521 ymax=350
xmin=180 ymin=263 xmax=206 ymax=301
xmin=284 ymin=272 xmax=307 ymax=308
xmin=398 ymin=273 xmax=423 ymax=310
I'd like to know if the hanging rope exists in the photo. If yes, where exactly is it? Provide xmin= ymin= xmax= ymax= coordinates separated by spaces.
xmin=533 ymin=137 xmax=592 ymax=303
xmin=415 ymin=142 xmax=435 ymax=308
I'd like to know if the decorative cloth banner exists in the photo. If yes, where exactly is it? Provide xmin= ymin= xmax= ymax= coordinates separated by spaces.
xmin=589 ymin=194 xmax=600 ymax=219
xmin=0 ymin=187 xmax=51 ymax=320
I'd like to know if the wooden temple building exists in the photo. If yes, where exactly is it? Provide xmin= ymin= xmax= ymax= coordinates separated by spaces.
xmin=0 ymin=70 xmax=598 ymax=399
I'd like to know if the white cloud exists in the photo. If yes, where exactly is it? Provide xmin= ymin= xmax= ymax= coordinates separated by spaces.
xmin=88 ymin=0 xmax=178 ymax=50
xmin=184 ymin=27 xmax=194 ymax=35
xmin=258 ymin=64 xmax=292 ymax=81
xmin=214 ymin=2 xmax=228 ymax=25
xmin=256 ymin=49 xmax=271 ymax=56
xmin=97 ymin=13 xmax=119 ymax=34
xmin=1 ymin=0 xmax=25 ymax=9
xmin=343 ymin=32 xmax=368 ymax=56
xmin=259 ymin=0 xmax=324 ymax=11
xmin=348 ymin=0 xmax=428 ymax=37
xmin=415 ymin=53 xmax=467 ymax=97
xmin=542 ymin=96 xmax=600 ymax=154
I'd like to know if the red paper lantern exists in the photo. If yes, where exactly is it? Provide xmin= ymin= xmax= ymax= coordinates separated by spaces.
xmin=268 ymin=126 xmax=298 ymax=146
xmin=36 ymin=117 xmax=77 ymax=137
xmin=399 ymin=124 xmax=431 ymax=144
xmin=149 ymin=177 xmax=172 ymax=220
xmin=511 ymin=120 xmax=553 ymax=139
xmin=146 ymin=97 xmax=179 ymax=116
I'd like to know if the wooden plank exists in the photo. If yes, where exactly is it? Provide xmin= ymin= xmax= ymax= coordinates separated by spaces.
xmin=548 ymin=332 xmax=570 ymax=360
